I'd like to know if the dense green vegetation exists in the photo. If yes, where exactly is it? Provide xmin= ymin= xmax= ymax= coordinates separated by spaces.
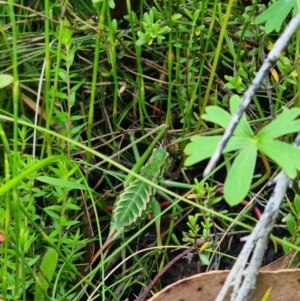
xmin=1 ymin=0 xmax=300 ymax=300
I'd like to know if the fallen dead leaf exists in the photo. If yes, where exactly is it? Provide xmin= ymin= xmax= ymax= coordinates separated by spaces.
xmin=148 ymin=269 xmax=300 ymax=301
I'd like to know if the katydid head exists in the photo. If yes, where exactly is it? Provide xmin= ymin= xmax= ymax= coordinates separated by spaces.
xmin=140 ymin=148 xmax=169 ymax=180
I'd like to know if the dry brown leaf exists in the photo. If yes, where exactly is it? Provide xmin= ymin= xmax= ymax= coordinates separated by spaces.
xmin=148 ymin=269 xmax=300 ymax=301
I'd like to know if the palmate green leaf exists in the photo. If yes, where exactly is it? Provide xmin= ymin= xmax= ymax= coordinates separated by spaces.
xmin=224 ymin=143 xmax=257 ymax=206
xmin=254 ymin=0 xmax=295 ymax=34
xmin=184 ymin=136 xmax=222 ymax=166
xmin=257 ymin=139 xmax=300 ymax=178
xmin=229 ymin=95 xmax=254 ymax=138
xmin=224 ymin=136 xmax=254 ymax=152
xmin=36 ymin=176 xmax=87 ymax=190
xmin=202 ymin=106 xmax=232 ymax=128
xmin=202 ymin=95 xmax=253 ymax=137
xmin=257 ymin=107 xmax=300 ymax=139
xmin=184 ymin=135 xmax=251 ymax=166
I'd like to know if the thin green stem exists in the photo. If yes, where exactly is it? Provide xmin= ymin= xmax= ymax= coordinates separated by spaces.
xmin=196 ymin=0 xmax=235 ymax=131
xmin=7 ymin=1 xmax=23 ymax=299
xmin=250 ymin=151 xmax=271 ymax=190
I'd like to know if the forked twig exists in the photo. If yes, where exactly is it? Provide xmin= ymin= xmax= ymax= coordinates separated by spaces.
xmin=216 ymin=132 xmax=300 ymax=301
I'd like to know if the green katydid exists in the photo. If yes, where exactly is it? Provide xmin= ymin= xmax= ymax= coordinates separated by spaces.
xmin=87 ymin=147 xmax=169 ymax=270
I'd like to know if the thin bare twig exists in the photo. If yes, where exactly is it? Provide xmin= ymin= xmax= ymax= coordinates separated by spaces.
xmin=134 ymin=246 xmax=196 ymax=301
xmin=216 ymin=132 xmax=300 ymax=301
